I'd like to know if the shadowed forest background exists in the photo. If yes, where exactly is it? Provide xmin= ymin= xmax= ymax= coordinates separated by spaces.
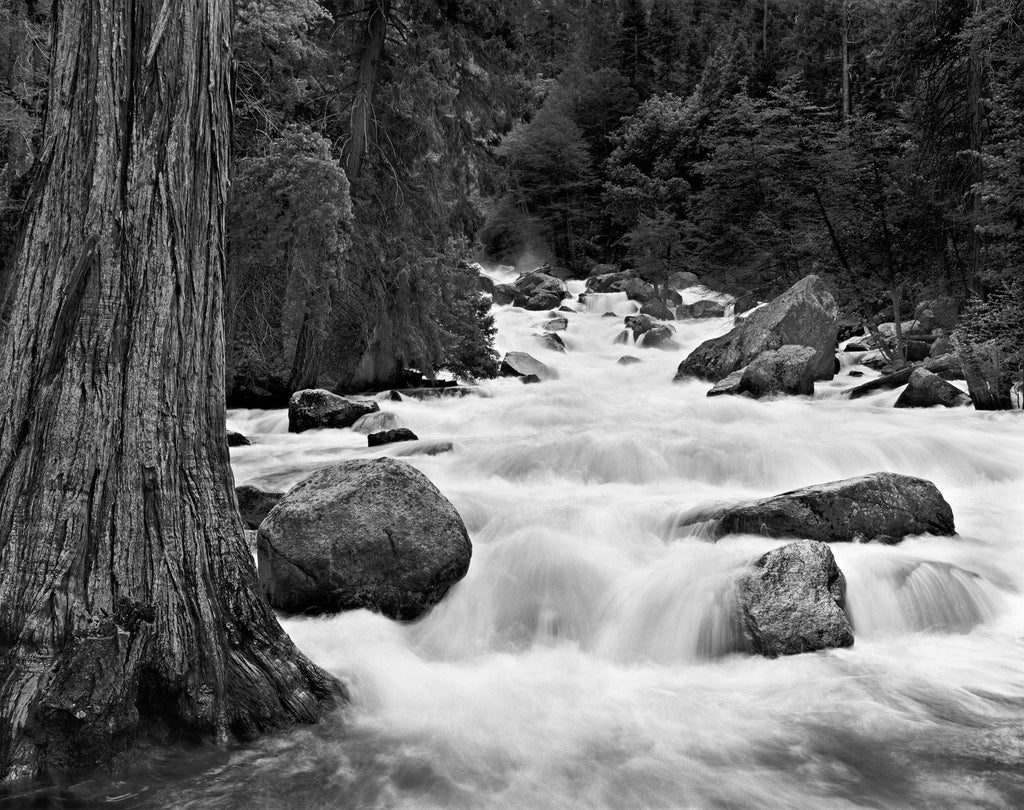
xmin=1 ymin=0 xmax=1022 ymax=399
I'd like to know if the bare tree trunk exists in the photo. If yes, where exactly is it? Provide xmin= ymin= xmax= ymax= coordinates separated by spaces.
xmin=346 ymin=0 xmax=391 ymax=182
xmin=0 ymin=0 xmax=339 ymax=782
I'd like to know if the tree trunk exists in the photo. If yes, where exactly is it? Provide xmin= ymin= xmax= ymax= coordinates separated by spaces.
xmin=841 ymin=2 xmax=851 ymax=125
xmin=0 ymin=0 xmax=340 ymax=782
xmin=965 ymin=0 xmax=986 ymax=292
xmin=346 ymin=0 xmax=391 ymax=182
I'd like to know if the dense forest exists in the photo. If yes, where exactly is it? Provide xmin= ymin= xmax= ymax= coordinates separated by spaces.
xmin=3 ymin=0 xmax=1022 ymax=406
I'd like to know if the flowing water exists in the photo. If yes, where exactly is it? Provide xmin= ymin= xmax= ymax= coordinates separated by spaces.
xmin=74 ymin=272 xmax=1024 ymax=808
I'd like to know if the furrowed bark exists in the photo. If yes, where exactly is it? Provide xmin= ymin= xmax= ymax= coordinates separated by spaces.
xmin=0 ymin=0 xmax=340 ymax=781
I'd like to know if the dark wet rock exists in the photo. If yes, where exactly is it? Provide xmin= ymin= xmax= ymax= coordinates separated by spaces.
xmin=848 ymin=370 xmax=864 ymax=378
xmin=368 ymin=428 xmax=419 ymax=447
xmin=257 ymin=458 xmax=472 ymax=619
xmin=625 ymin=314 xmax=656 ymax=339
xmin=542 ymin=317 xmax=568 ymax=332
xmin=894 ymin=368 xmax=970 ymax=409
xmin=492 ymin=271 xmax=569 ymax=310
xmin=736 ymin=540 xmax=854 ymax=658
xmin=676 ymin=276 xmax=838 ymax=383
xmin=846 ymin=353 xmax=963 ymax=399
xmin=706 ymin=369 xmax=747 ymax=397
xmin=520 ymin=374 xmax=542 ymax=384
xmin=711 ymin=472 xmax=956 ymax=543
xmin=843 ymin=342 xmax=870 ymax=353
xmin=352 ymin=411 xmax=401 ymax=434
xmin=617 ymin=355 xmax=642 ymax=366
xmin=289 ymin=389 xmax=380 ymax=433
xmin=236 ymin=484 xmax=284 ymax=531
xmin=492 ymin=283 xmax=518 ymax=306
xmin=664 ymin=289 xmax=683 ymax=306
xmin=227 ymin=431 xmax=251 ymax=447
xmin=622 ymin=277 xmax=657 ymax=304
xmin=500 ymin=352 xmax=557 ymax=381
xmin=640 ymin=325 xmax=679 ymax=350
xmin=587 ymin=271 xmax=634 ymax=294
xmin=930 ymin=334 xmax=954 ymax=358
xmin=732 ymin=292 xmax=759 ymax=316
xmin=678 ymin=300 xmax=727 ymax=319
xmin=601 ymin=312 xmax=618 ymax=318
xmin=955 ymin=338 xmax=1015 ymax=411
xmin=558 ymin=305 xmax=576 ymax=313
xmin=738 ymin=345 xmax=817 ymax=398
xmin=388 ymin=390 xmax=404 ymax=402
xmin=640 ymin=299 xmax=674 ymax=321
xmin=535 ymin=332 xmax=567 ymax=352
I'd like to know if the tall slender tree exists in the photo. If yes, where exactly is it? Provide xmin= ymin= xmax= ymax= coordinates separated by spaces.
xmin=0 ymin=0 xmax=338 ymax=780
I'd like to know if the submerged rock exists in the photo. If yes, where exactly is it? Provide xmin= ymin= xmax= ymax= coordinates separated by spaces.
xmin=736 ymin=540 xmax=854 ymax=657
xmin=675 ymin=275 xmax=838 ymax=383
xmin=352 ymin=411 xmax=401 ymax=434
xmin=894 ymin=368 xmax=970 ymax=409
xmin=288 ymin=389 xmax=380 ymax=433
xmin=227 ymin=431 xmax=251 ymax=447
xmin=257 ymin=458 xmax=472 ymax=619
xmin=542 ymin=316 xmax=568 ymax=332
xmin=846 ymin=353 xmax=963 ymax=399
xmin=500 ymin=351 xmax=557 ymax=381
xmin=639 ymin=324 xmax=679 ymax=350
xmin=535 ymin=331 xmax=567 ymax=353
xmin=738 ymin=345 xmax=817 ymax=398
xmin=712 ymin=472 xmax=955 ymax=543
xmin=236 ymin=484 xmax=284 ymax=531
xmin=368 ymin=428 xmax=419 ymax=446
xmin=678 ymin=300 xmax=727 ymax=319
xmin=617 ymin=355 xmax=642 ymax=366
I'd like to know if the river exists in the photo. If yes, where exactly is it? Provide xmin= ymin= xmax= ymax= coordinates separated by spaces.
xmin=108 ymin=274 xmax=1024 ymax=807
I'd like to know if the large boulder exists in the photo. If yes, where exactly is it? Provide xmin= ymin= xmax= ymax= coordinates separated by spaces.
xmin=493 ymin=270 xmax=569 ymax=310
xmin=736 ymin=540 xmax=854 ymax=657
xmin=257 ymin=458 xmax=472 ymax=619
xmin=894 ymin=368 xmax=970 ymax=409
xmin=640 ymin=299 xmax=675 ymax=321
xmin=289 ymin=389 xmax=380 ymax=433
xmin=955 ymin=338 xmax=1015 ymax=411
xmin=675 ymin=275 xmax=838 ymax=382
xmin=737 ymin=345 xmax=817 ymax=398
xmin=624 ymin=314 xmax=656 ymax=340
xmin=621 ymin=277 xmax=657 ymax=304
xmin=500 ymin=351 xmax=557 ymax=381
xmin=541 ymin=316 xmax=568 ymax=332
xmin=667 ymin=271 xmax=700 ymax=289
xmin=535 ymin=332 xmax=566 ymax=353
xmin=236 ymin=484 xmax=284 ymax=531
xmin=586 ymin=271 xmax=633 ymax=294
xmin=711 ymin=472 xmax=955 ymax=544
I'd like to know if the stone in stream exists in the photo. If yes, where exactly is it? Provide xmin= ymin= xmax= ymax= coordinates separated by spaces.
xmin=677 ymin=300 xmax=727 ymax=319
xmin=257 ymin=458 xmax=472 ymax=619
xmin=639 ymin=299 xmax=675 ymax=321
xmin=368 ymin=428 xmax=419 ymax=447
xmin=894 ymin=368 xmax=970 ymax=409
xmin=668 ymin=270 xmax=700 ymax=289
xmin=639 ymin=325 xmax=679 ymax=350
xmin=706 ymin=368 xmax=746 ymax=397
xmin=675 ymin=275 xmax=838 ymax=383
xmin=624 ymin=314 xmax=656 ymax=339
xmin=710 ymin=472 xmax=955 ymax=544
xmin=500 ymin=351 xmax=557 ymax=381
xmin=236 ymin=484 xmax=284 ymax=530
xmin=352 ymin=411 xmax=401 ymax=434
xmin=535 ymin=332 xmax=566 ymax=353
xmin=227 ymin=430 xmax=251 ymax=447
xmin=288 ymin=388 xmax=380 ymax=433
xmin=737 ymin=345 xmax=817 ymax=398
xmin=846 ymin=353 xmax=963 ymax=399
xmin=736 ymin=540 xmax=854 ymax=657
xmin=542 ymin=316 xmax=568 ymax=332
xmin=617 ymin=355 xmax=642 ymax=366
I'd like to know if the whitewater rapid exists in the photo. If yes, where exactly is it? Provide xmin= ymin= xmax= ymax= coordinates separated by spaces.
xmin=156 ymin=275 xmax=1024 ymax=808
